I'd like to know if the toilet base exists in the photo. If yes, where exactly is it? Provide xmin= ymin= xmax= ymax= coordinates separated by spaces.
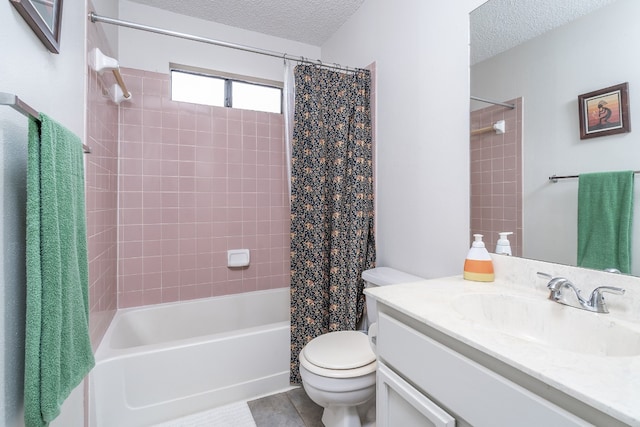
xmin=322 ymin=405 xmax=361 ymax=427
xmin=321 ymin=398 xmax=376 ymax=427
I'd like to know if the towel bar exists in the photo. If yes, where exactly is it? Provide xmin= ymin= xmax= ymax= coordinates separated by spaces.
xmin=549 ymin=171 xmax=640 ymax=183
xmin=0 ymin=92 xmax=91 ymax=154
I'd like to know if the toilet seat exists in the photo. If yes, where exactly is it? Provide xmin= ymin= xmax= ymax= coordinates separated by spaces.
xmin=300 ymin=331 xmax=377 ymax=378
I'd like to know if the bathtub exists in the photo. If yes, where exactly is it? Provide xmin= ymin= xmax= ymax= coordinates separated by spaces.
xmin=90 ymin=288 xmax=291 ymax=427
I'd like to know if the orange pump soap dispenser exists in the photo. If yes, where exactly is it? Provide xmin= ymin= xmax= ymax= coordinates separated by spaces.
xmin=463 ymin=234 xmax=494 ymax=282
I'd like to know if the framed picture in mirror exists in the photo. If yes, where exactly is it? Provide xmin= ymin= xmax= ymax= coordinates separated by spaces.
xmin=578 ymin=82 xmax=630 ymax=140
xmin=10 ymin=0 xmax=63 ymax=53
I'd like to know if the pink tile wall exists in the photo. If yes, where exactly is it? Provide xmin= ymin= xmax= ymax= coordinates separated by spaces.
xmin=86 ymin=20 xmax=119 ymax=348
xmin=470 ymin=98 xmax=523 ymax=256
xmin=117 ymin=68 xmax=290 ymax=308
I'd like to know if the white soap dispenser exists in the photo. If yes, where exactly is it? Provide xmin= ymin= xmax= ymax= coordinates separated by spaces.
xmin=495 ymin=232 xmax=513 ymax=256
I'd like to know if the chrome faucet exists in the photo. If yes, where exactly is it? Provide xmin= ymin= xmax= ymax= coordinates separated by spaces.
xmin=537 ymin=272 xmax=625 ymax=314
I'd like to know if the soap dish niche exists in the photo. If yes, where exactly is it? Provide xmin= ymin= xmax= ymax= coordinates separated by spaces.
xmin=227 ymin=249 xmax=250 ymax=268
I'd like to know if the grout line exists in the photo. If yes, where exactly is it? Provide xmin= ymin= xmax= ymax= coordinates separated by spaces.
xmin=285 ymin=391 xmax=308 ymax=426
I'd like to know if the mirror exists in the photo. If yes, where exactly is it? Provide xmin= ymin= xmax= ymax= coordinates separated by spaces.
xmin=470 ymin=0 xmax=640 ymax=275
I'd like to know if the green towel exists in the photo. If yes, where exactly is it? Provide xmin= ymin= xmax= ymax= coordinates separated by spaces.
xmin=577 ymin=171 xmax=634 ymax=274
xmin=25 ymin=114 xmax=95 ymax=427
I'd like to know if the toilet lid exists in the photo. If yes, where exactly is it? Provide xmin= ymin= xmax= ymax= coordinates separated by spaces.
xmin=303 ymin=331 xmax=376 ymax=370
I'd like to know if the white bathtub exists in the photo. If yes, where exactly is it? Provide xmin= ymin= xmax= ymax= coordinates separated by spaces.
xmin=90 ymin=288 xmax=291 ymax=427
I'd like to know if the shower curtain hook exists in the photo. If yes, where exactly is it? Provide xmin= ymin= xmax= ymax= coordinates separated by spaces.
xmin=283 ymin=53 xmax=287 ymax=65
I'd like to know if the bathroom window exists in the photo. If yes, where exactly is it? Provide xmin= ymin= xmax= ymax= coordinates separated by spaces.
xmin=171 ymin=65 xmax=282 ymax=114
xmin=171 ymin=71 xmax=226 ymax=107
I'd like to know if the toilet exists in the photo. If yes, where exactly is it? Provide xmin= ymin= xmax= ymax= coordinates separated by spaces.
xmin=299 ymin=267 xmax=423 ymax=427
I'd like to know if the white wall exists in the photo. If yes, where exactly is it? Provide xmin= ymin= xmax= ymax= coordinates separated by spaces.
xmin=90 ymin=0 xmax=119 ymax=55
xmin=471 ymin=0 xmax=640 ymax=273
xmin=117 ymin=0 xmax=321 ymax=80
xmin=1 ymin=1 xmax=86 ymax=135
xmin=322 ymin=0 xmax=487 ymax=279
xmin=0 ymin=0 xmax=87 ymax=425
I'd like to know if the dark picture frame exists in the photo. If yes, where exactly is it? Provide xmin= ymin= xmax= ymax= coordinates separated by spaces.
xmin=578 ymin=82 xmax=630 ymax=140
xmin=10 ymin=0 xmax=63 ymax=53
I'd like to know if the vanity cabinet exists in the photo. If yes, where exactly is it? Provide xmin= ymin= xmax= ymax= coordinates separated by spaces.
xmin=375 ymin=309 xmax=591 ymax=427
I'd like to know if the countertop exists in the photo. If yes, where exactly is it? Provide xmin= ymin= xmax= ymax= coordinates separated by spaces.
xmin=365 ymin=263 xmax=640 ymax=426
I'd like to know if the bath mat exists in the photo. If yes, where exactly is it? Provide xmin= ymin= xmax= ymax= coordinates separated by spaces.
xmin=153 ymin=402 xmax=257 ymax=427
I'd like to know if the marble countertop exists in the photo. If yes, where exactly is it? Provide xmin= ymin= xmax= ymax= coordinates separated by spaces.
xmin=365 ymin=262 xmax=640 ymax=426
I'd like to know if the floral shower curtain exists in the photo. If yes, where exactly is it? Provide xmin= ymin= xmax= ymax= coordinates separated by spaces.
xmin=289 ymin=65 xmax=376 ymax=384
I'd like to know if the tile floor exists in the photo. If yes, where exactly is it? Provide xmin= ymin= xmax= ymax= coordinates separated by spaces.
xmin=248 ymin=387 xmax=324 ymax=427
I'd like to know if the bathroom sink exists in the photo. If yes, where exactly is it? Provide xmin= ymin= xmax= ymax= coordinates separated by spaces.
xmin=452 ymin=293 xmax=640 ymax=357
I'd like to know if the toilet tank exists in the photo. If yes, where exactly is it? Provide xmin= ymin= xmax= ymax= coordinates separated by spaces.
xmin=362 ymin=267 xmax=423 ymax=325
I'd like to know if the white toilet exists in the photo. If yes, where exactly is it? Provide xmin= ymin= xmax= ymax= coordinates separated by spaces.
xmin=298 ymin=267 xmax=423 ymax=427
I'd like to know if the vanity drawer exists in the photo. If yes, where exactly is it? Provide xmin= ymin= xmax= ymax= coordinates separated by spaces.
xmin=377 ymin=312 xmax=591 ymax=427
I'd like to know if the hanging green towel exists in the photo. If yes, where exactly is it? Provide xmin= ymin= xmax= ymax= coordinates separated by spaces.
xmin=25 ymin=114 xmax=95 ymax=427
xmin=577 ymin=171 xmax=634 ymax=274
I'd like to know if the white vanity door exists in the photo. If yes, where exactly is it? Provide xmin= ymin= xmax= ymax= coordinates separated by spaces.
xmin=377 ymin=363 xmax=456 ymax=427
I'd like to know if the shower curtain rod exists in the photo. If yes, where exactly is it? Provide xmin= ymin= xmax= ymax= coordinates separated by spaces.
xmin=89 ymin=12 xmax=364 ymax=73
xmin=470 ymin=96 xmax=515 ymax=109
xmin=0 ymin=92 xmax=91 ymax=154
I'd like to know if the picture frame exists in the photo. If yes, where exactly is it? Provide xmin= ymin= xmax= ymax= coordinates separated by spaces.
xmin=10 ymin=0 xmax=63 ymax=54
xmin=578 ymin=82 xmax=630 ymax=140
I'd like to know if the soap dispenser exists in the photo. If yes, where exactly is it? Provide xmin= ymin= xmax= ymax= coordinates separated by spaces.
xmin=464 ymin=234 xmax=494 ymax=282
xmin=495 ymin=232 xmax=513 ymax=256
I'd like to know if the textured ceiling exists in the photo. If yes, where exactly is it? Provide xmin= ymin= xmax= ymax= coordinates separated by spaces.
xmin=126 ymin=0 xmax=366 ymax=46
xmin=471 ymin=0 xmax=618 ymax=64
xmin=127 ymin=0 xmax=618 ymax=58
